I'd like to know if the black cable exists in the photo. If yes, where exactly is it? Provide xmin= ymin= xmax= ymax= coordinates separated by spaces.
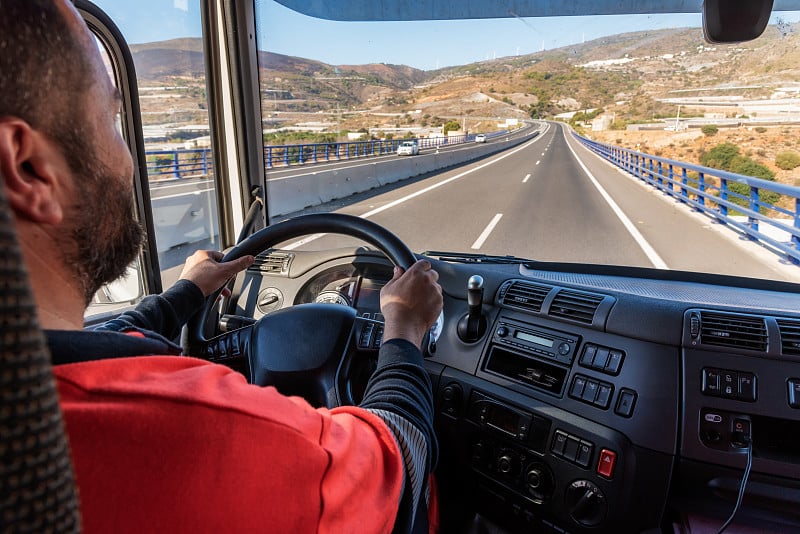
xmin=718 ymin=438 xmax=753 ymax=534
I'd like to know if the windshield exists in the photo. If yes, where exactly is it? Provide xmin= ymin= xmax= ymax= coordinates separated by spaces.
xmin=253 ymin=2 xmax=800 ymax=282
xmin=98 ymin=1 xmax=800 ymax=284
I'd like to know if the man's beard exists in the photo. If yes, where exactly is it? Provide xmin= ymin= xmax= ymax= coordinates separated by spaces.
xmin=59 ymin=129 xmax=146 ymax=306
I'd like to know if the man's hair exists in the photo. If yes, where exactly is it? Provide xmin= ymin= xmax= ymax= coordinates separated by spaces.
xmin=0 ymin=0 xmax=93 ymax=142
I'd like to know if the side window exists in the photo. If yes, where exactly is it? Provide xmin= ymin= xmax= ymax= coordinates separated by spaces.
xmin=88 ymin=0 xmax=219 ymax=297
xmin=86 ymin=38 xmax=145 ymax=316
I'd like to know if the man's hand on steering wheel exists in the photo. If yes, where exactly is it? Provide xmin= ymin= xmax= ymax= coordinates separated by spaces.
xmin=380 ymin=260 xmax=443 ymax=350
xmin=179 ymin=250 xmax=254 ymax=297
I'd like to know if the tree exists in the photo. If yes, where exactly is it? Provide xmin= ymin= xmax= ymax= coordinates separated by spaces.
xmin=443 ymin=120 xmax=461 ymax=135
xmin=701 ymin=125 xmax=718 ymax=136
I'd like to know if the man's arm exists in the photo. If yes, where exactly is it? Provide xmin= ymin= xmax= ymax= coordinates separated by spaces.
xmin=95 ymin=251 xmax=253 ymax=339
xmin=357 ymin=260 xmax=443 ymax=533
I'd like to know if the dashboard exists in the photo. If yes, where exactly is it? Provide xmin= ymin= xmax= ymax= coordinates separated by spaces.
xmin=227 ymin=246 xmax=800 ymax=533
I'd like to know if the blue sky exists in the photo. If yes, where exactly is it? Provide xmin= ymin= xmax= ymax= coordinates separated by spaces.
xmin=96 ymin=0 xmax=800 ymax=71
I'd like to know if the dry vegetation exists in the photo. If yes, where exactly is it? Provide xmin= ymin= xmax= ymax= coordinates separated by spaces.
xmin=590 ymin=126 xmax=800 ymax=188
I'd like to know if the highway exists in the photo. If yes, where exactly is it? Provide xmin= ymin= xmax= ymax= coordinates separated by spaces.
xmin=280 ymin=122 xmax=800 ymax=282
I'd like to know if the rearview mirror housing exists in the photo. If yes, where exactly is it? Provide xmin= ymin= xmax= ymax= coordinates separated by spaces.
xmin=703 ymin=0 xmax=774 ymax=43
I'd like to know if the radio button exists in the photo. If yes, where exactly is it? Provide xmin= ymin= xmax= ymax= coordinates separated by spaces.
xmin=594 ymin=384 xmax=613 ymax=409
xmin=615 ymin=389 xmax=637 ymax=418
xmin=720 ymin=371 xmax=739 ymax=398
xmin=552 ymin=431 xmax=568 ymax=456
xmin=558 ymin=342 xmax=571 ymax=356
xmin=570 ymin=376 xmax=587 ymax=398
xmin=580 ymin=345 xmax=597 ymax=366
xmin=592 ymin=348 xmax=610 ymax=369
xmin=497 ymin=326 xmax=509 ymax=337
xmin=582 ymin=380 xmax=600 ymax=403
xmin=606 ymin=350 xmax=624 ymax=375
xmin=563 ymin=436 xmax=580 ymax=462
xmin=576 ymin=440 xmax=594 ymax=468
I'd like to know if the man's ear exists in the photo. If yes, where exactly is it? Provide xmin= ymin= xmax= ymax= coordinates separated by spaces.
xmin=0 ymin=118 xmax=66 ymax=225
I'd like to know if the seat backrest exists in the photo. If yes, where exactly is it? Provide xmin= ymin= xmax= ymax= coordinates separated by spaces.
xmin=0 ymin=179 xmax=81 ymax=531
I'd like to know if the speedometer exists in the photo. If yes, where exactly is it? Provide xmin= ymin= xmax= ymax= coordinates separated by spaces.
xmin=315 ymin=290 xmax=351 ymax=306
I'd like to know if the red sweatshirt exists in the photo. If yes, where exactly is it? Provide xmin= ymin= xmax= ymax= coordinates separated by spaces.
xmin=55 ymin=356 xmax=404 ymax=533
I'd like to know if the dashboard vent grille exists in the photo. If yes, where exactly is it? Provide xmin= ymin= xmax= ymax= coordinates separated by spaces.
xmin=498 ymin=280 xmax=552 ymax=313
xmin=777 ymin=319 xmax=800 ymax=355
xmin=252 ymin=251 xmax=294 ymax=275
xmin=700 ymin=312 xmax=767 ymax=352
xmin=548 ymin=289 xmax=604 ymax=324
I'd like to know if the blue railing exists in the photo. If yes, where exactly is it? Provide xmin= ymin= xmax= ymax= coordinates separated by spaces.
xmin=574 ymin=132 xmax=800 ymax=264
xmin=146 ymin=149 xmax=213 ymax=180
xmin=146 ymin=130 xmax=512 ymax=179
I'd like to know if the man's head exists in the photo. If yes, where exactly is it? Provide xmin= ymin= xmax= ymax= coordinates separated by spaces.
xmin=0 ymin=0 xmax=145 ymax=308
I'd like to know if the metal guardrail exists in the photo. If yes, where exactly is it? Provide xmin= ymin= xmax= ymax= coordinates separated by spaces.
xmin=574 ymin=132 xmax=800 ymax=264
xmin=146 ymin=130 xmax=513 ymax=179
xmin=261 ymin=131 xmax=510 ymax=168
xmin=146 ymin=149 xmax=213 ymax=180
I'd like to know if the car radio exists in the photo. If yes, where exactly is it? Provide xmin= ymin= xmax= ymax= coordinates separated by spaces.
xmin=492 ymin=318 xmax=579 ymax=365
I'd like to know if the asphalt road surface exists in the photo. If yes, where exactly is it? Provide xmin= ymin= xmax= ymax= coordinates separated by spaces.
xmin=279 ymin=122 xmax=800 ymax=283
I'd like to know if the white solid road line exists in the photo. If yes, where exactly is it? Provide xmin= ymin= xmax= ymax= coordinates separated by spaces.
xmin=563 ymin=129 xmax=668 ymax=269
xmin=153 ymin=188 xmax=214 ymax=201
xmin=471 ymin=214 xmax=503 ymax=250
xmin=151 ymin=178 xmax=214 ymax=191
xmin=523 ymin=174 xmax=531 ymax=183
xmin=284 ymin=131 xmax=549 ymax=250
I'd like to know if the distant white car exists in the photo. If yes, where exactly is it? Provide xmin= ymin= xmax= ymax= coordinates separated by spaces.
xmin=397 ymin=140 xmax=419 ymax=156
xmin=474 ymin=134 xmax=487 ymax=143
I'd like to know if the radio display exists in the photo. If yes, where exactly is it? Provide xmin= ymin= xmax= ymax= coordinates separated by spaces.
xmin=514 ymin=330 xmax=554 ymax=348
xmin=487 ymin=404 xmax=520 ymax=435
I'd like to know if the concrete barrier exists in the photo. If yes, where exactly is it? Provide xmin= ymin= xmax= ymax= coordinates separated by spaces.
xmin=151 ymin=189 xmax=219 ymax=253
xmin=266 ymin=128 xmax=541 ymax=216
xmin=150 ymin=126 xmax=542 ymax=252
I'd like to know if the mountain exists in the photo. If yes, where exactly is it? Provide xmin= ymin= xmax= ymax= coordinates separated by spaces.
xmin=130 ymin=25 xmax=800 ymax=130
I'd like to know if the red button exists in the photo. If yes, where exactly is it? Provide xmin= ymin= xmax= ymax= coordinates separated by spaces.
xmin=597 ymin=449 xmax=617 ymax=478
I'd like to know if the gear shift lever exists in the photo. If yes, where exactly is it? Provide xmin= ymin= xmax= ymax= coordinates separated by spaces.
xmin=468 ymin=274 xmax=484 ymax=312
xmin=458 ymin=275 xmax=488 ymax=342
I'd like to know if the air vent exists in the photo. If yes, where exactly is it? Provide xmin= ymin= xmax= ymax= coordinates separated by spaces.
xmin=777 ymin=319 xmax=800 ymax=355
xmin=700 ymin=312 xmax=767 ymax=352
xmin=548 ymin=290 xmax=604 ymax=324
xmin=251 ymin=251 xmax=294 ymax=275
xmin=498 ymin=280 xmax=552 ymax=313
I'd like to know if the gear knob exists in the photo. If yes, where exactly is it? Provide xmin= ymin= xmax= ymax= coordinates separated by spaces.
xmin=458 ymin=275 xmax=487 ymax=343
xmin=467 ymin=275 xmax=484 ymax=314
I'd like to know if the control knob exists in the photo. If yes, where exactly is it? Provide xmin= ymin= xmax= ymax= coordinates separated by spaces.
xmin=524 ymin=462 xmax=553 ymax=504
xmin=565 ymin=479 xmax=607 ymax=527
xmin=495 ymin=450 xmax=519 ymax=476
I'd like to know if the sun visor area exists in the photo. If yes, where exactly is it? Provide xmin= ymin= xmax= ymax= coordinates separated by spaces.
xmin=273 ymin=0 xmax=800 ymax=21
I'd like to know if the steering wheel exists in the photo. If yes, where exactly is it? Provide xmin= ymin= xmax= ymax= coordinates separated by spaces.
xmin=184 ymin=213 xmax=416 ymax=408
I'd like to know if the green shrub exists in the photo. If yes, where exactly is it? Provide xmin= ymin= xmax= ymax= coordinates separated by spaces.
xmin=775 ymin=150 xmax=800 ymax=170
xmin=729 ymin=156 xmax=775 ymax=180
xmin=755 ymin=127 xmax=767 ymax=133
xmin=700 ymin=143 xmax=740 ymax=170
xmin=726 ymin=183 xmax=781 ymax=214
xmin=701 ymin=124 xmax=719 ymax=136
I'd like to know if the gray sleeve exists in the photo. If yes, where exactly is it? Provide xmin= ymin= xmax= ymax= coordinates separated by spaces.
xmin=359 ymin=338 xmax=438 ymax=533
